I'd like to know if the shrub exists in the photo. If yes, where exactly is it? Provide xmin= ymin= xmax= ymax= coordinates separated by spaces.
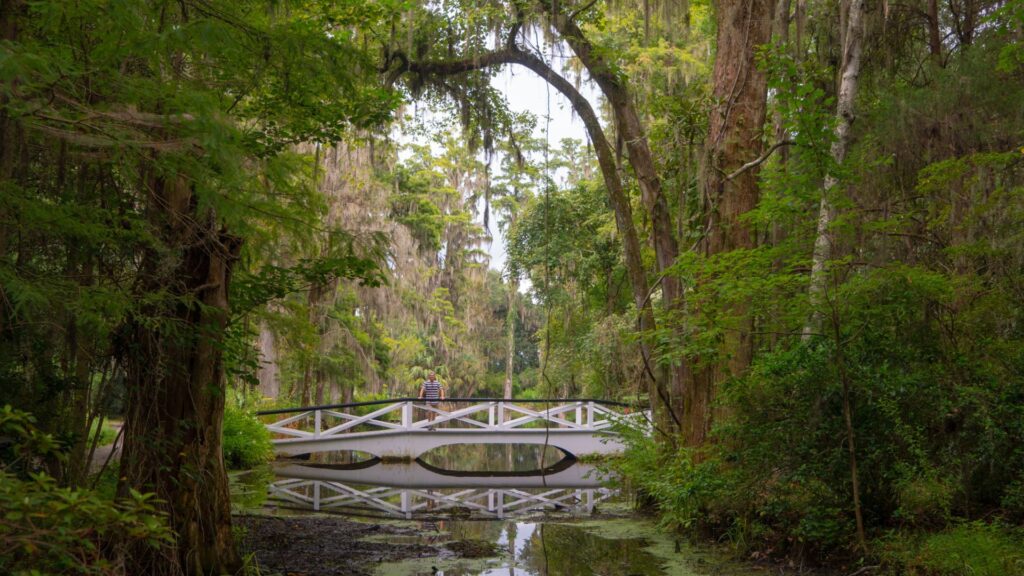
xmin=610 ymin=423 xmax=730 ymax=534
xmin=895 ymin=473 xmax=954 ymax=528
xmin=0 ymin=405 xmax=171 ymax=576
xmin=880 ymin=522 xmax=1024 ymax=576
xmin=0 ymin=471 xmax=173 ymax=576
xmin=222 ymin=403 xmax=273 ymax=470
xmin=1003 ymin=479 xmax=1024 ymax=523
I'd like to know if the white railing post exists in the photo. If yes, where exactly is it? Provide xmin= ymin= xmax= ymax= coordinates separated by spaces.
xmin=402 ymin=401 xmax=412 ymax=429
xmin=488 ymin=402 xmax=495 ymax=427
xmin=497 ymin=401 xmax=505 ymax=427
xmin=313 ymin=481 xmax=321 ymax=511
xmin=314 ymin=410 xmax=321 ymax=438
xmin=587 ymin=402 xmax=594 ymax=429
xmin=576 ymin=402 xmax=583 ymax=428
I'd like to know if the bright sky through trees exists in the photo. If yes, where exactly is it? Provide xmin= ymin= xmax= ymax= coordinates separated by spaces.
xmin=396 ymin=60 xmax=600 ymax=277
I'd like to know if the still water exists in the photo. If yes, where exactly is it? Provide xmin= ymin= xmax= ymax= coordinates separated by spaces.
xmin=236 ymin=445 xmax=770 ymax=576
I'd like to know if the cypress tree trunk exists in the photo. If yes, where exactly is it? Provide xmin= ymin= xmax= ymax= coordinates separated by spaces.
xmin=686 ymin=0 xmax=775 ymax=448
xmin=118 ymin=173 xmax=242 ymax=576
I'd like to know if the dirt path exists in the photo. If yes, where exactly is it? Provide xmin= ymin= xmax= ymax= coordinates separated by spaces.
xmin=88 ymin=421 xmax=122 ymax=474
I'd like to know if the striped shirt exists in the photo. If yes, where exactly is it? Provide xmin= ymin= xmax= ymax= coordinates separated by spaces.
xmin=421 ymin=379 xmax=442 ymax=401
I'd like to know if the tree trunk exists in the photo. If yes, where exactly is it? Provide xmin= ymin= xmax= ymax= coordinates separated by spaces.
xmin=805 ymin=0 xmax=866 ymax=338
xmin=118 ymin=173 xmax=242 ymax=576
xmin=257 ymin=319 xmax=280 ymax=399
xmin=830 ymin=303 xmax=867 ymax=550
xmin=544 ymin=5 xmax=685 ymax=427
xmin=0 ymin=0 xmax=24 ymax=338
xmin=773 ymin=0 xmax=792 ymax=166
xmin=928 ymin=0 xmax=943 ymax=59
xmin=950 ymin=0 xmax=978 ymax=47
xmin=685 ymin=0 xmax=775 ymax=448
xmin=795 ymin=0 xmax=807 ymax=60
xmin=505 ymin=275 xmax=517 ymax=399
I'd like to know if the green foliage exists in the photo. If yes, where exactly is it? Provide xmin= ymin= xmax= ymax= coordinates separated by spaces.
xmin=879 ymin=523 xmax=1024 ymax=576
xmin=391 ymin=165 xmax=447 ymax=252
xmin=0 ymin=471 xmax=174 ymax=576
xmin=0 ymin=405 xmax=64 ymax=477
xmin=895 ymin=473 xmax=954 ymax=528
xmin=709 ymin=261 xmax=1024 ymax=553
xmin=0 ymin=407 xmax=171 ymax=576
xmin=612 ymin=431 xmax=729 ymax=533
xmin=1003 ymin=480 xmax=1024 ymax=523
xmin=508 ymin=182 xmax=620 ymax=298
xmin=222 ymin=395 xmax=274 ymax=470
xmin=995 ymin=2 xmax=1024 ymax=73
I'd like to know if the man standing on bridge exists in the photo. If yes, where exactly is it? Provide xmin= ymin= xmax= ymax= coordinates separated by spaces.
xmin=418 ymin=371 xmax=445 ymax=426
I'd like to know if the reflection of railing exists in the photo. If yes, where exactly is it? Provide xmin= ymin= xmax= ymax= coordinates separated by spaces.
xmin=267 ymin=479 xmax=616 ymax=520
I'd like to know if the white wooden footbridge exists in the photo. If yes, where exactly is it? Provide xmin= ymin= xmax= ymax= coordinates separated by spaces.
xmin=258 ymin=398 xmax=648 ymax=459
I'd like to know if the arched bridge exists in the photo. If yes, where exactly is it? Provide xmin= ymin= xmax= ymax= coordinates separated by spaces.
xmin=257 ymin=398 xmax=649 ymax=459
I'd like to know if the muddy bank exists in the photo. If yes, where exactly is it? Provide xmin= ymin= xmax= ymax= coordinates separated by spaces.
xmin=236 ymin=515 xmax=452 ymax=576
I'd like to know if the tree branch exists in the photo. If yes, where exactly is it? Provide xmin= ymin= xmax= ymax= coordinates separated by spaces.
xmin=725 ymin=140 xmax=796 ymax=180
xmin=569 ymin=0 xmax=600 ymax=22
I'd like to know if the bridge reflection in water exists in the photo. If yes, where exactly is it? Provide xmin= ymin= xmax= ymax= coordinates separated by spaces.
xmin=264 ymin=457 xmax=616 ymax=521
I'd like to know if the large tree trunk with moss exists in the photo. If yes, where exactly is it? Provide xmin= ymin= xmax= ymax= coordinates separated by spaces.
xmin=685 ymin=0 xmax=775 ymax=448
xmin=117 ymin=173 xmax=242 ymax=576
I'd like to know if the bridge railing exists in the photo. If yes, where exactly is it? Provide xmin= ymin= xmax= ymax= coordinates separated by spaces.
xmin=256 ymin=398 xmax=648 ymax=442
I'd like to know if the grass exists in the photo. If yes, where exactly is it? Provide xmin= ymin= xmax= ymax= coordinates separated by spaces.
xmin=88 ymin=418 xmax=120 ymax=446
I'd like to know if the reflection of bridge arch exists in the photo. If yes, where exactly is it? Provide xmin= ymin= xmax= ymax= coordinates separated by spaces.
xmin=272 ymin=458 xmax=610 ymax=489
xmin=258 ymin=398 xmax=649 ymax=459
xmin=267 ymin=461 xmax=616 ymax=520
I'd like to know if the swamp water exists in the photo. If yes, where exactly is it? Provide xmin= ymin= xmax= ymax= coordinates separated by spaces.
xmin=233 ymin=445 xmax=771 ymax=576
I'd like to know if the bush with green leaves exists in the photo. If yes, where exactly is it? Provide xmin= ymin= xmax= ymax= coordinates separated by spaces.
xmin=879 ymin=522 xmax=1024 ymax=576
xmin=0 ymin=472 xmax=173 ymax=576
xmin=613 ymin=257 xmax=1024 ymax=559
xmin=0 ymin=406 xmax=172 ymax=576
xmin=222 ymin=402 xmax=274 ymax=470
